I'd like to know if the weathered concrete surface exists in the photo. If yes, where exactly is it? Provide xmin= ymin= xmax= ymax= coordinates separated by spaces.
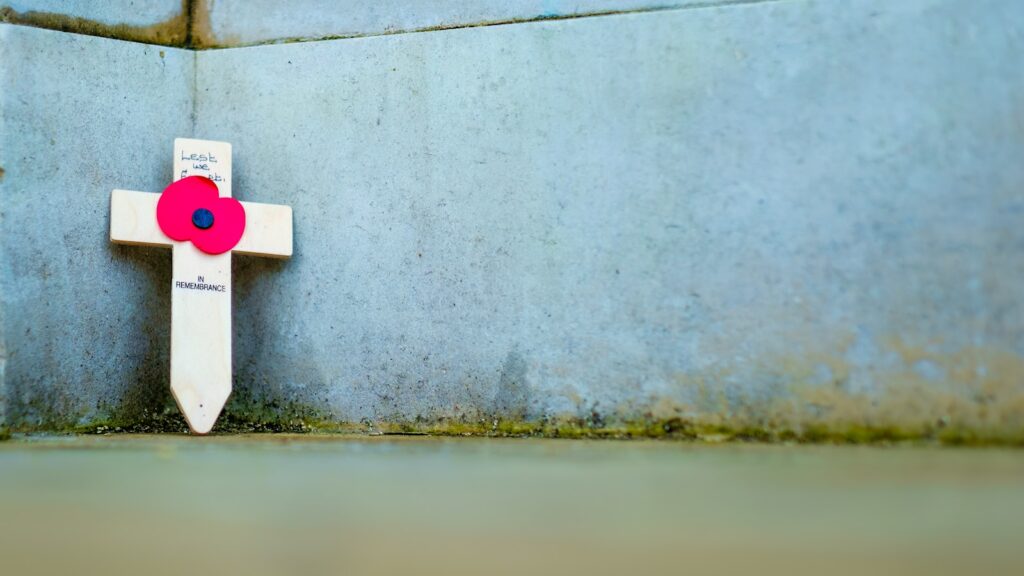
xmin=0 ymin=0 xmax=188 ymax=46
xmin=0 ymin=0 xmax=763 ymax=49
xmin=2 ymin=0 xmax=1023 ymax=438
xmin=191 ymin=0 xmax=1024 ymax=437
xmin=195 ymin=0 xmax=757 ymax=48
xmin=0 ymin=24 xmax=193 ymax=429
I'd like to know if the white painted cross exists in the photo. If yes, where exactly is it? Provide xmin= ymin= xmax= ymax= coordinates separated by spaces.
xmin=110 ymin=138 xmax=292 ymax=434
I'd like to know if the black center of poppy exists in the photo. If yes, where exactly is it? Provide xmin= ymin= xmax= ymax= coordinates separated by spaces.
xmin=192 ymin=208 xmax=214 ymax=230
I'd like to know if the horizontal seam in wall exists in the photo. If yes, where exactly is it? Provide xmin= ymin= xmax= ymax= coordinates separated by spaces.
xmin=0 ymin=0 xmax=788 ymax=50
xmin=198 ymin=0 xmax=788 ymax=49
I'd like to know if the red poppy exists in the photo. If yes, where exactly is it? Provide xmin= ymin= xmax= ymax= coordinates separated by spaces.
xmin=157 ymin=176 xmax=245 ymax=255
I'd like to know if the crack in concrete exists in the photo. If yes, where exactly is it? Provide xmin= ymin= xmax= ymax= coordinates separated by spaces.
xmin=190 ymin=49 xmax=198 ymax=135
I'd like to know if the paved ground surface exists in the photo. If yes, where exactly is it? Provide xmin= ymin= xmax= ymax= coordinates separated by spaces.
xmin=1 ymin=435 xmax=1022 ymax=575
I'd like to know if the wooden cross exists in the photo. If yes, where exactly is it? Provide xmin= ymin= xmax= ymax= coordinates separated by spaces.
xmin=109 ymin=138 xmax=292 ymax=434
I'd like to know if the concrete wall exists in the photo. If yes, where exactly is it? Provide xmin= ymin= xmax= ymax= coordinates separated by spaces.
xmin=197 ymin=0 xmax=745 ymax=47
xmin=0 ymin=24 xmax=194 ymax=429
xmin=1 ymin=0 xmax=744 ymax=47
xmin=2 ymin=0 xmax=1023 ymax=438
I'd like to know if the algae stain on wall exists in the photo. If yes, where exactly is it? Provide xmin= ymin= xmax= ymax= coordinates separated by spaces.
xmin=621 ymin=336 xmax=1024 ymax=443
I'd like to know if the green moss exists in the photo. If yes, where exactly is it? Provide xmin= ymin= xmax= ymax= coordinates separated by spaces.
xmin=936 ymin=427 xmax=1024 ymax=447
xmin=67 ymin=391 xmax=358 ymax=435
xmin=18 ymin=407 xmax=1020 ymax=445
xmin=728 ymin=426 xmax=774 ymax=442
xmin=20 ymin=417 xmax=1024 ymax=445
xmin=10 ymin=389 xmax=1024 ymax=446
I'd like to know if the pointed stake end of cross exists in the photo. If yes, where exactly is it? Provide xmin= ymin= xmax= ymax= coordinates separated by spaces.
xmin=171 ymin=384 xmax=230 ymax=435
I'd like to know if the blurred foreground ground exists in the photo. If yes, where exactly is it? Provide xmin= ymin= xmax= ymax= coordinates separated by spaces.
xmin=1 ymin=435 xmax=1022 ymax=575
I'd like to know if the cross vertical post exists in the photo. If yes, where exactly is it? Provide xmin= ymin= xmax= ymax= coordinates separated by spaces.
xmin=170 ymin=138 xmax=234 ymax=433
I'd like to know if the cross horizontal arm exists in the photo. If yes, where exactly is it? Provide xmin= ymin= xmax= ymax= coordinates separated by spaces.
xmin=235 ymin=202 xmax=293 ymax=258
xmin=110 ymin=189 xmax=293 ymax=258
xmin=110 ymin=189 xmax=170 ymax=248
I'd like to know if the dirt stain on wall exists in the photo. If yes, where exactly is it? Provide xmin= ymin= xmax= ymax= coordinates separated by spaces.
xmin=0 ymin=1 xmax=191 ymax=47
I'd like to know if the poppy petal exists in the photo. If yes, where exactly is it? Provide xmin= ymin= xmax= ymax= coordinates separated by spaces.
xmin=157 ymin=176 xmax=219 ymax=242
xmin=192 ymin=196 xmax=246 ymax=255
